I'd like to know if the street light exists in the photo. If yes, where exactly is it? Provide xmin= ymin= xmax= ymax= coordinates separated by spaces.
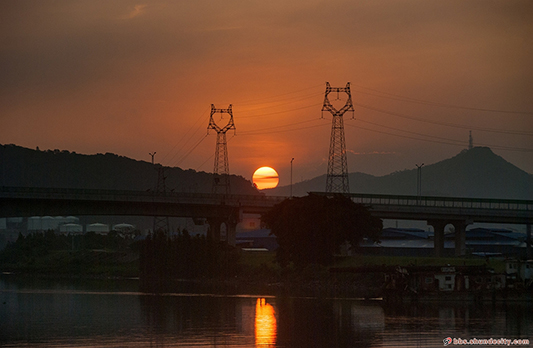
xmin=290 ymin=158 xmax=294 ymax=198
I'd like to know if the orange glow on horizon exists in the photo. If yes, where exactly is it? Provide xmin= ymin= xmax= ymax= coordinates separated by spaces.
xmin=255 ymin=298 xmax=277 ymax=347
xmin=252 ymin=166 xmax=279 ymax=190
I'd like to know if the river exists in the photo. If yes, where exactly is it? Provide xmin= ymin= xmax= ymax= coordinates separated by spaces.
xmin=1 ymin=276 xmax=531 ymax=347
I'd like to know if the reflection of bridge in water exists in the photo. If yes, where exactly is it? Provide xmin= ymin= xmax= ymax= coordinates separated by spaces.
xmin=1 ymin=187 xmax=531 ymax=256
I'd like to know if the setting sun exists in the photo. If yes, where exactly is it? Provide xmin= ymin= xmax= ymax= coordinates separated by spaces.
xmin=252 ymin=166 xmax=279 ymax=190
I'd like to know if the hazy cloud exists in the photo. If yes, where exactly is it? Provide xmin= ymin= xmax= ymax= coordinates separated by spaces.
xmin=121 ymin=4 xmax=147 ymax=19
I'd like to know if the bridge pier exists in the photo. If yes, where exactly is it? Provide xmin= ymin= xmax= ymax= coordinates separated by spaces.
xmin=207 ymin=218 xmax=223 ymax=242
xmin=206 ymin=217 xmax=237 ymax=246
xmin=428 ymin=220 xmax=446 ymax=258
xmin=428 ymin=219 xmax=471 ymax=257
xmin=527 ymin=223 xmax=531 ymax=259
xmin=452 ymin=220 xmax=471 ymax=257
xmin=226 ymin=222 xmax=236 ymax=246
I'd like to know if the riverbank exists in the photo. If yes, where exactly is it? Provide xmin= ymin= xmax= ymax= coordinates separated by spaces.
xmin=2 ymin=246 xmax=517 ymax=300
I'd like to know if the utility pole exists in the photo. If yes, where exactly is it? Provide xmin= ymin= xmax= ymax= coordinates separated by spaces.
xmin=208 ymin=104 xmax=236 ymax=195
xmin=290 ymin=158 xmax=294 ymax=198
xmin=151 ymin=152 xmax=169 ymax=235
xmin=322 ymin=82 xmax=354 ymax=194
xmin=468 ymin=131 xmax=473 ymax=150
xmin=416 ymin=163 xmax=424 ymax=203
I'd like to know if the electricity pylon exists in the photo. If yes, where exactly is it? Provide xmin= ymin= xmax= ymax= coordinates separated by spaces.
xmin=322 ymin=82 xmax=354 ymax=194
xmin=208 ymin=104 xmax=236 ymax=194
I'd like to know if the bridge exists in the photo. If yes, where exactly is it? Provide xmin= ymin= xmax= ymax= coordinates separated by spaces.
xmin=0 ymin=186 xmax=285 ymax=244
xmin=1 ymin=187 xmax=531 ymax=256
xmin=313 ymin=192 xmax=533 ymax=257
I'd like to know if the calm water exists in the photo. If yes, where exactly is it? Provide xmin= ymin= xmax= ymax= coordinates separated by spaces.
xmin=1 ymin=276 xmax=532 ymax=347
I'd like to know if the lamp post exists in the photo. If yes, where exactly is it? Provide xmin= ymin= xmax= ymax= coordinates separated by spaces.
xmin=290 ymin=158 xmax=294 ymax=198
xmin=416 ymin=163 xmax=424 ymax=203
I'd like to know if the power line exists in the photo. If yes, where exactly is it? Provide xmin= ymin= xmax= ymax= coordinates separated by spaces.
xmin=234 ymin=83 xmax=324 ymax=106
xmin=238 ymin=119 xmax=325 ymax=136
xmin=174 ymin=134 xmax=208 ymax=167
xmin=351 ymin=84 xmax=533 ymax=116
xmin=355 ymin=102 xmax=533 ymax=136
xmin=346 ymin=123 xmax=533 ymax=152
xmin=239 ymin=122 xmax=328 ymax=136
xmin=357 ymin=118 xmax=468 ymax=143
xmin=195 ymin=134 xmax=236 ymax=172
xmin=162 ymin=106 xmax=211 ymax=166
xmin=238 ymin=103 xmax=322 ymax=119
xmin=236 ymin=92 xmax=323 ymax=112
xmin=164 ymin=83 xmax=532 ymax=172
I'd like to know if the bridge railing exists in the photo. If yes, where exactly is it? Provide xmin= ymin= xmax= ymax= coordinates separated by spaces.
xmin=3 ymin=186 xmax=532 ymax=212
xmin=310 ymin=192 xmax=533 ymax=211
xmin=0 ymin=186 xmax=288 ymax=205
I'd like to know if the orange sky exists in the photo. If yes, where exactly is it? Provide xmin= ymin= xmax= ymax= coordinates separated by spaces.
xmin=1 ymin=0 xmax=532 ymax=187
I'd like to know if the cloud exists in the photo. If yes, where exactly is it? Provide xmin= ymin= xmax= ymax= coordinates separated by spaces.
xmin=121 ymin=4 xmax=147 ymax=19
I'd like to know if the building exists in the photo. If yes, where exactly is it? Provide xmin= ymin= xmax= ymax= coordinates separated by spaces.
xmin=112 ymin=223 xmax=136 ymax=235
xmin=86 ymin=223 xmax=110 ymax=235
xmin=359 ymin=227 xmax=527 ymax=258
xmin=359 ymin=228 xmax=448 ymax=257
xmin=506 ymin=259 xmax=533 ymax=288
xmin=27 ymin=216 xmax=80 ymax=233
xmin=447 ymin=228 xmax=527 ymax=258
xmin=236 ymin=229 xmax=278 ymax=251
xmin=59 ymin=223 xmax=83 ymax=235
xmin=382 ymin=265 xmax=509 ymax=302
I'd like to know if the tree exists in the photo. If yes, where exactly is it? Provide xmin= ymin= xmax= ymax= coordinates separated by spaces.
xmin=262 ymin=194 xmax=382 ymax=267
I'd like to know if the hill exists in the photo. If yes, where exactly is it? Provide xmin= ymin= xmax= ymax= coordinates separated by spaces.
xmin=0 ymin=144 xmax=259 ymax=195
xmin=264 ymin=147 xmax=533 ymax=200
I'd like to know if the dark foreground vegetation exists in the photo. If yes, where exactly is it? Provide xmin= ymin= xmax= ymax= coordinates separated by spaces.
xmin=0 ymin=195 xmax=507 ymax=298
xmin=262 ymin=194 xmax=382 ymax=267
xmin=0 ymin=230 xmax=503 ymax=298
xmin=0 ymin=231 xmax=140 ymax=277
xmin=139 ymin=231 xmax=241 ymax=292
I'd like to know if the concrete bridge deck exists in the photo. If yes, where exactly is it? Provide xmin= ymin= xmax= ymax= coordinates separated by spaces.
xmin=1 ymin=187 xmax=531 ymax=222
xmin=1 ymin=187 xmax=531 ymax=256
xmin=312 ymin=192 xmax=533 ymax=225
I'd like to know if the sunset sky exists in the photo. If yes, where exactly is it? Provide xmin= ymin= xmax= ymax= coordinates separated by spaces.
xmin=1 ymin=1 xmax=532 ymax=186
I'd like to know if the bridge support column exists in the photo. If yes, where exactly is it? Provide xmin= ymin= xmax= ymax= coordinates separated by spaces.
xmin=428 ymin=220 xmax=446 ymax=258
xmin=207 ymin=218 xmax=223 ymax=242
xmin=206 ymin=217 xmax=237 ymax=246
xmin=452 ymin=220 xmax=470 ymax=257
xmin=226 ymin=222 xmax=237 ymax=247
xmin=527 ymin=223 xmax=531 ymax=260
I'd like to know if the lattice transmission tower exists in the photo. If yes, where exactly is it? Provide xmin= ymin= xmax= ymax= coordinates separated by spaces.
xmin=208 ymin=104 xmax=236 ymax=194
xmin=322 ymin=82 xmax=354 ymax=194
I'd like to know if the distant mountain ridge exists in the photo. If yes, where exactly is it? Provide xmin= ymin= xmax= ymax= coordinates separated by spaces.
xmin=264 ymin=147 xmax=533 ymax=200
xmin=0 ymin=144 xmax=259 ymax=195
xmin=1 ymin=145 xmax=531 ymax=200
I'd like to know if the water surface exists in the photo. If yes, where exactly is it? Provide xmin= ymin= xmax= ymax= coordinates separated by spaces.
xmin=1 ymin=276 xmax=531 ymax=347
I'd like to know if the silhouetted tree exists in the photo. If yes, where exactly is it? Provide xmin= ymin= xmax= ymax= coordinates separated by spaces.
xmin=262 ymin=194 xmax=382 ymax=268
xmin=139 ymin=231 xmax=241 ymax=291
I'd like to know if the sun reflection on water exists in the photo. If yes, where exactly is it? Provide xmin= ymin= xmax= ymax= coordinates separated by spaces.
xmin=255 ymin=298 xmax=277 ymax=347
